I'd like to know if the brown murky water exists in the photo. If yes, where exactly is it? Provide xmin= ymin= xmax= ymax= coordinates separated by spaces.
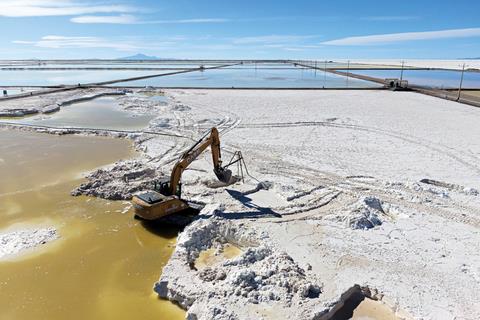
xmin=352 ymin=298 xmax=399 ymax=320
xmin=0 ymin=129 xmax=184 ymax=320
xmin=195 ymin=243 xmax=243 ymax=270
xmin=462 ymin=90 xmax=480 ymax=98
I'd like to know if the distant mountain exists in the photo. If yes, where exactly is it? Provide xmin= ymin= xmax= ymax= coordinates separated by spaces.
xmin=462 ymin=57 xmax=480 ymax=60
xmin=118 ymin=53 xmax=163 ymax=60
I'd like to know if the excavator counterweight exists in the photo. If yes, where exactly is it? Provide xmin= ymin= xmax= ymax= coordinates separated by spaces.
xmin=132 ymin=127 xmax=236 ymax=220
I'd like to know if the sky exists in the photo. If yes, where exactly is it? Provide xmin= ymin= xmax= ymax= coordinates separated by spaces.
xmin=0 ymin=0 xmax=479 ymax=60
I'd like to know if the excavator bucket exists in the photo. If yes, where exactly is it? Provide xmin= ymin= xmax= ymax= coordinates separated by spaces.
xmin=214 ymin=167 xmax=233 ymax=184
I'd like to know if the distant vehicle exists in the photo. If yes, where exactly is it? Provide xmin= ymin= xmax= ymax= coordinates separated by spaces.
xmin=385 ymin=78 xmax=409 ymax=91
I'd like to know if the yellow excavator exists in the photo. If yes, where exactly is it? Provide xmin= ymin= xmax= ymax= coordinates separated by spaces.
xmin=132 ymin=127 xmax=239 ymax=220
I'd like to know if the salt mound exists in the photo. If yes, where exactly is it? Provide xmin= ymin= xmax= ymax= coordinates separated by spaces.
xmin=71 ymin=160 xmax=159 ymax=200
xmin=0 ymin=227 xmax=58 ymax=259
xmin=155 ymin=215 xmax=324 ymax=319
xmin=344 ymin=196 xmax=385 ymax=230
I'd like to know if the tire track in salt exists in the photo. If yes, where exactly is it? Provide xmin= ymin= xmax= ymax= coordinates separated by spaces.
xmin=236 ymin=120 xmax=480 ymax=175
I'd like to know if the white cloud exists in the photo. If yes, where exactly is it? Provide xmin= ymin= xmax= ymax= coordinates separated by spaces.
xmin=70 ymin=15 xmax=229 ymax=25
xmin=71 ymin=14 xmax=138 ymax=24
xmin=13 ymin=35 xmax=139 ymax=51
xmin=0 ymin=0 xmax=136 ymax=17
xmin=146 ymin=18 xmax=229 ymax=24
xmin=232 ymin=35 xmax=317 ymax=45
xmin=262 ymin=44 xmax=322 ymax=50
xmin=360 ymin=16 xmax=419 ymax=21
xmin=322 ymin=27 xmax=480 ymax=45
xmin=0 ymin=1 xmax=229 ymax=26
xmin=283 ymin=47 xmax=306 ymax=52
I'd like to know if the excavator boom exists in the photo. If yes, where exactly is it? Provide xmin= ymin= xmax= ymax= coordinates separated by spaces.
xmin=169 ymin=127 xmax=231 ymax=194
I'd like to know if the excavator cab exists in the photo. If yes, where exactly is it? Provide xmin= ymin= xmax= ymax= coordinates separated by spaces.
xmin=154 ymin=179 xmax=181 ymax=197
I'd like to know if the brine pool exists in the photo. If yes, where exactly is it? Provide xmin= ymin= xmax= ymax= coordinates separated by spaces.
xmin=0 ymin=129 xmax=184 ymax=320
xmin=0 ymin=63 xmax=380 ymax=88
xmin=109 ymin=65 xmax=379 ymax=88
xmin=0 ymin=96 xmax=158 ymax=131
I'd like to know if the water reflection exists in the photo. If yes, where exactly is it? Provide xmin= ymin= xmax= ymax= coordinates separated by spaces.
xmin=2 ymin=97 xmax=155 ymax=130
xmin=112 ymin=65 xmax=379 ymax=88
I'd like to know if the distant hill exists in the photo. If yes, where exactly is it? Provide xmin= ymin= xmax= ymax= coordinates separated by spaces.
xmin=462 ymin=57 xmax=480 ymax=60
xmin=118 ymin=53 xmax=164 ymax=60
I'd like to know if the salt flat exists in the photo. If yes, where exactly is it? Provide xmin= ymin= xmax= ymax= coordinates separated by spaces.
xmin=145 ymin=89 xmax=480 ymax=319
xmin=170 ymin=89 xmax=480 ymax=189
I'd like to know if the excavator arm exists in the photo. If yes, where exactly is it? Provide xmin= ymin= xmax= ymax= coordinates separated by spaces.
xmin=168 ymin=127 xmax=232 ymax=195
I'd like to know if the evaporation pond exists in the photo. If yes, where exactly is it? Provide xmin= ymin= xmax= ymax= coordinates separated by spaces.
xmin=6 ymin=97 xmax=154 ymax=130
xmin=0 ymin=70 xmax=167 ymax=86
xmin=0 ymin=129 xmax=184 ymax=320
xmin=111 ymin=64 xmax=381 ymax=88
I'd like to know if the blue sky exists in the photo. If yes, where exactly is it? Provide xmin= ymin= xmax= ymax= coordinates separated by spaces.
xmin=1 ymin=0 xmax=479 ymax=59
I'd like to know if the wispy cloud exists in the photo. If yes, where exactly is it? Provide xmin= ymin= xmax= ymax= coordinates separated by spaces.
xmin=70 ymin=15 xmax=341 ymax=25
xmin=232 ymin=35 xmax=318 ymax=45
xmin=0 ymin=1 xmax=226 ymax=26
xmin=360 ymin=16 xmax=419 ymax=21
xmin=70 ymin=14 xmax=138 ymax=24
xmin=262 ymin=43 xmax=322 ymax=50
xmin=322 ymin=27 xmax=480 ymax=45
xmin=146 ymin=18 xmax=229 ymax=24
xmin=0 ymin=1 xmax=137 ymax=17
xmin=13 ymin=35 xmax=140 ymax=51
xmin=70 ymin=15 xmax=229 ymax=25
xmin=283 ymin=47 xmax=306 ymax=52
